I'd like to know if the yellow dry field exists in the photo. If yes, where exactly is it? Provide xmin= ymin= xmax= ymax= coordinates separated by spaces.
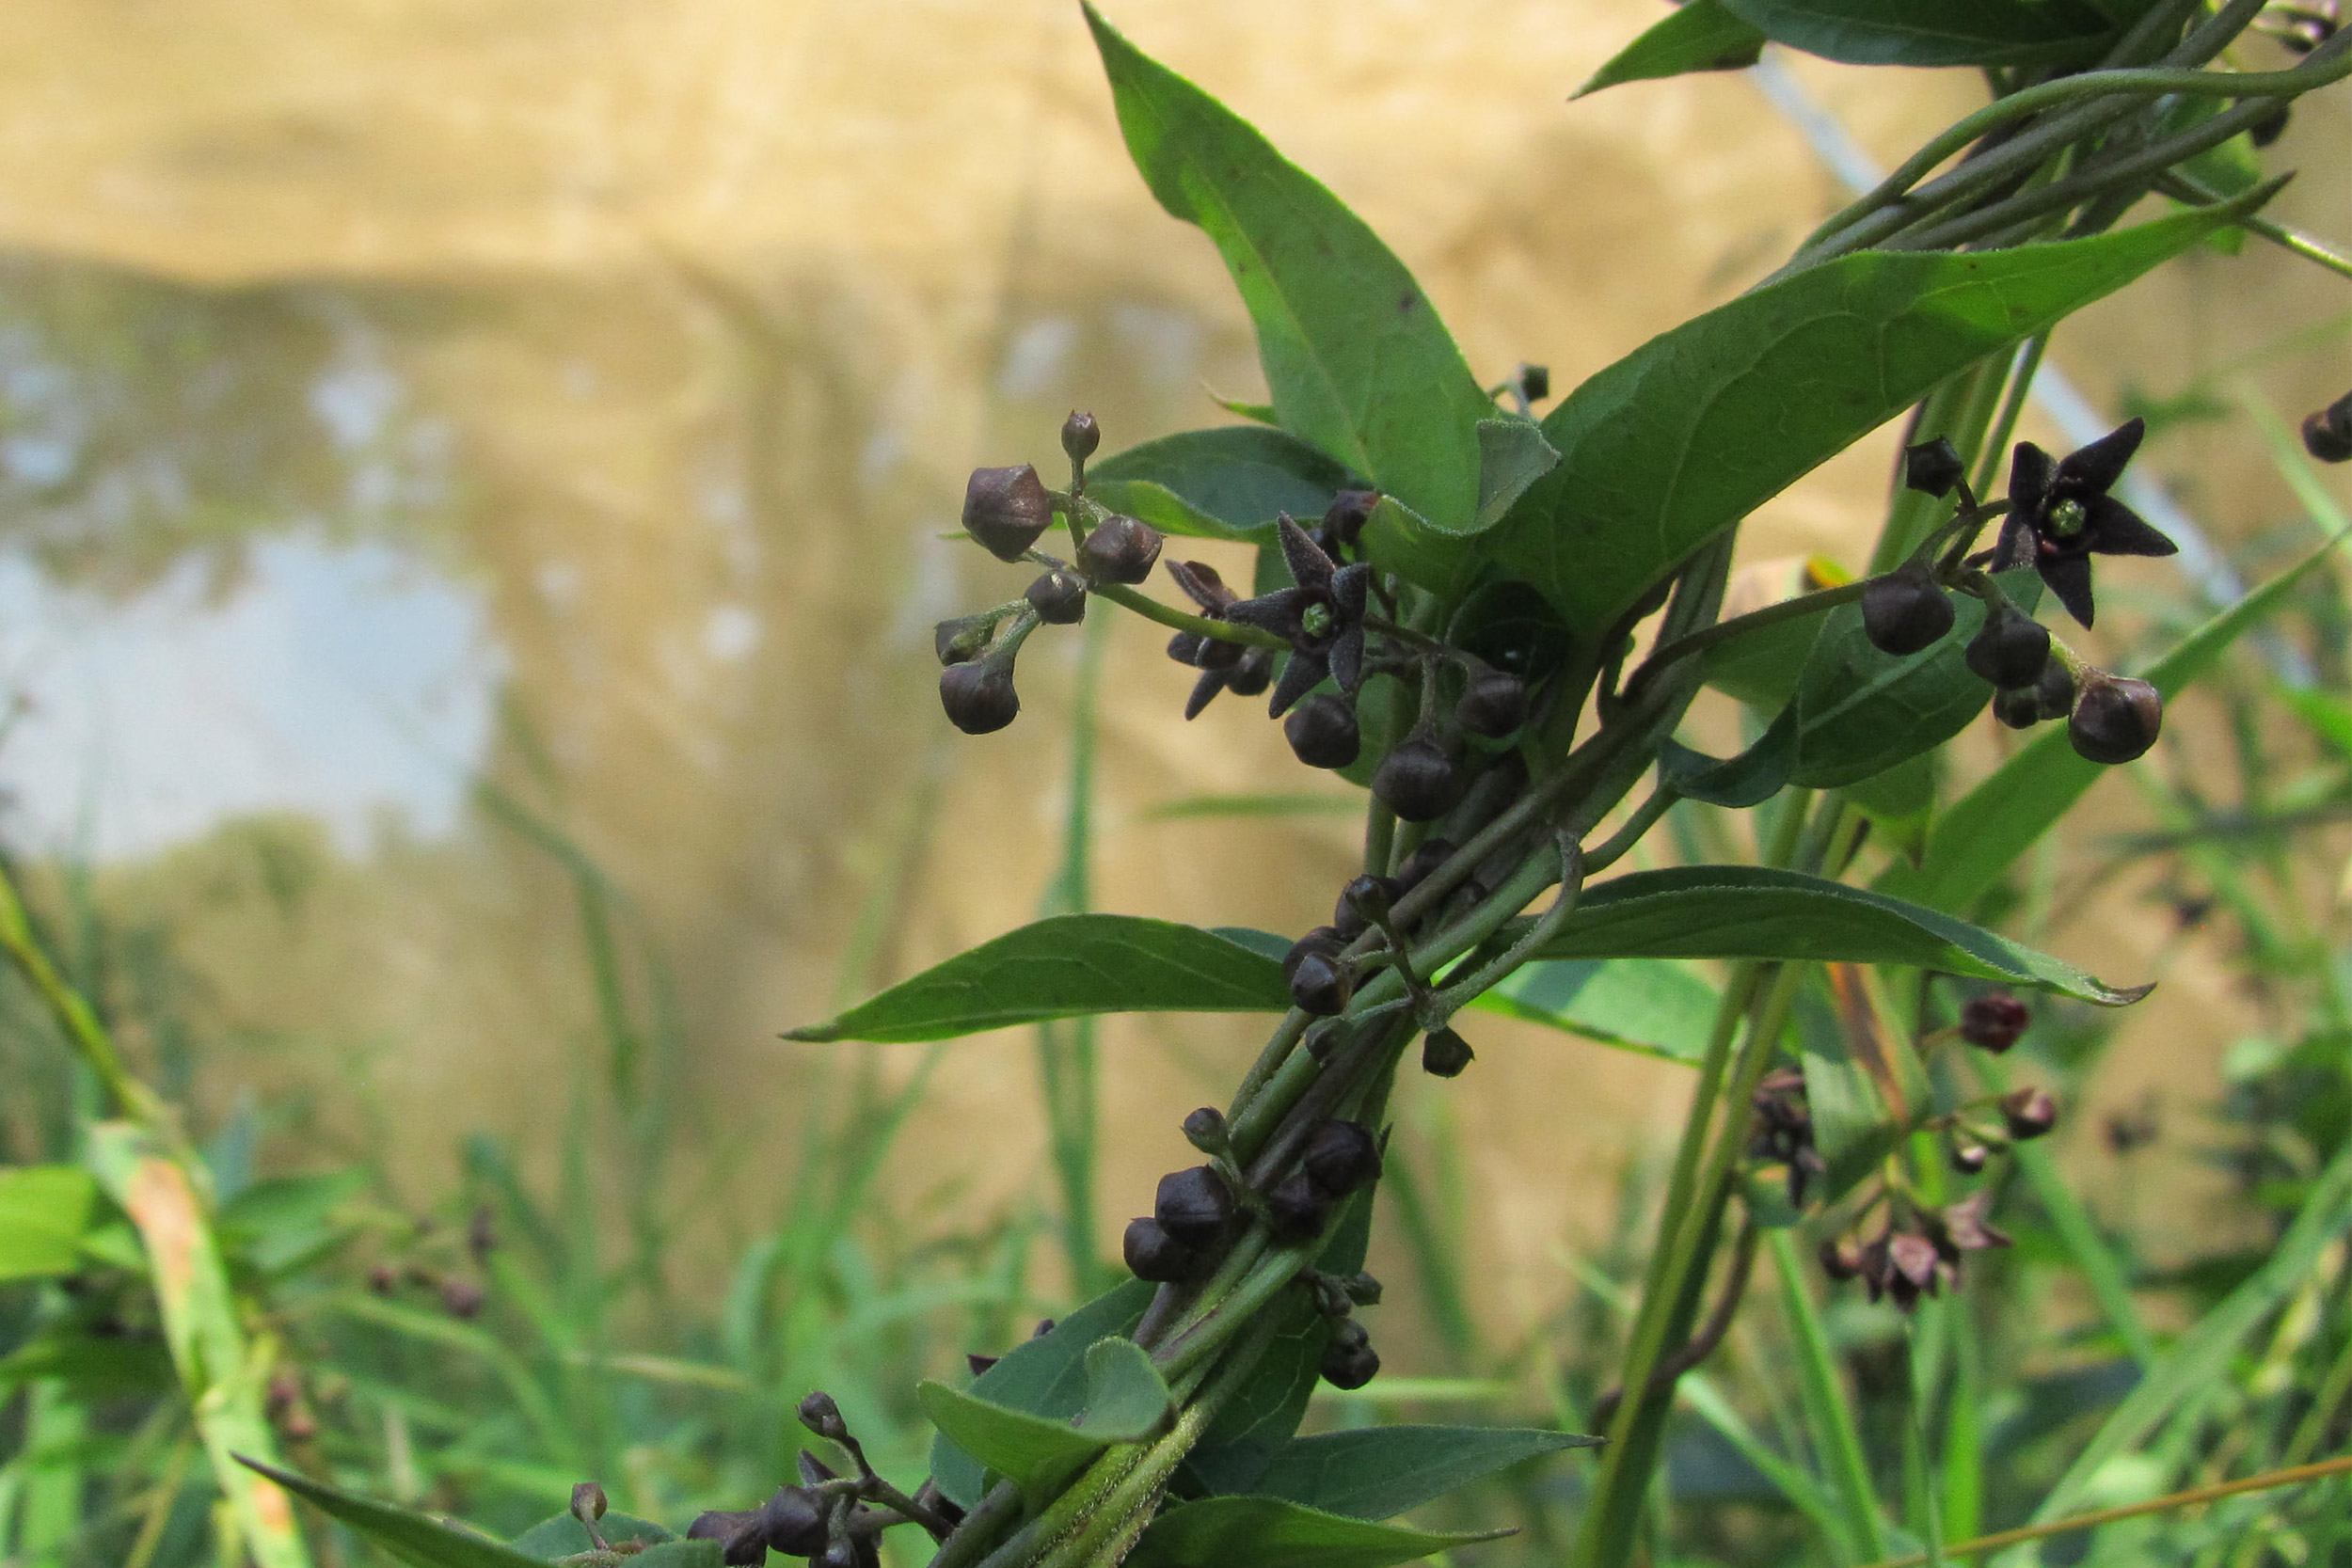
xmin=0 ymin=0 xmax=2344 ymax=1337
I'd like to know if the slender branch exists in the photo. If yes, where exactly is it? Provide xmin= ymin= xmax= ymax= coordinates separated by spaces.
xmin=1587 ymin=1219 xmax=1759 ymax=1429
xmin=1075 ymin=580 xmax=1290 ymax=650
xmin=1635 ymin=580 xmax=1867 ymax=682
xmin=2155 ymin=172 xmax=2352 ymax=281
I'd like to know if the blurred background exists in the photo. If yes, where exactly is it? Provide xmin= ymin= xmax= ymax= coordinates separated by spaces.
xmin=1 ymin=0 xmax=2349 ymax=1558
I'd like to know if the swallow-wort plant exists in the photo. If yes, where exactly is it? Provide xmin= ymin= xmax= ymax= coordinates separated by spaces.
xmin=230 ymin=3 xmax=2352 ymax=1566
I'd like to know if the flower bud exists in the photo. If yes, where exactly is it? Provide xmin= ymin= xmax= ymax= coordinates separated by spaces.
xmin=1454 ymin=670 xmax=1528 ymax=738
xmin=1227 ymin=648 xmax=1275 ymax=697
xmin=2249 ymin=101 xmax=2290 ymax=148
xmin=2069 ymin=673 xmax=2162 ymax=765
xmin=1302 ymin=1120 xmax=1382 ymax=1197
xmin=962 ymin=465 xmax=1054 ymax=562
xmin=934 ymin=612 xmax=996 ymax=666
xmin=1077 ymin=515 xmax=1163 ymax=585
xmin=940 ymin=659 xmax=1019 ymax=735
xmin=1288 ymin=951 xmax=1355 ymax=1016
xmin=1861 ymin=562 xmax=1956 ymax=657
xmin=1340 ymin=875 xmax=1395 ymax=927
xmin=1320 ymin=489 xmax=1377 ymax=551
xmin=2033 ymin=656 xmax=2076 ymax=721
xmin=2000 ymin=1086 xmax=2058 ymax=1141
xmin=1819 ymin=1236 xmax=1864 ymax=1281
xmin=1421 ymin=1026 xmax=1474 ymax=1078
xmin=1318 ymin=1318 xmax=1379 ymax=1390
xmin=1393 ymin=838 xmax=1455 ymax=891
xmin=1947 ymin=1137 xmax=1989 ymax=1176
xmin=1060 ymin=410 xmax=1101 ymax=466
xmin=1518 ymin=363 xmax=1550 ymax=402
xmin=686 ymin=1512 xmax=767 ymax=1567
xmin=1025 ymin=569 xmax=1088 ymax=626
xmin=1992 ymin=684 xmax=2042 ymax=730
xmin=1964 ymin=603 xmax=2051 ymax=689
xmin=440 ymin=1279 xmax=485 ymax=1320
xmin=1154 ymin=1164 xmax=1236 ymax=1244
xmin=1902 ymin=437 xmax=1964 ymax=498
xmin=572 ymin=1482 xmax=608 ymax=1524
xmin=1372 ymin=736 xmax=1462 ymax=822
xmin=2301 ymin=390 xmax=2352 ymax=464
xmin=1960 ymin=993 xmax=2029 ymax=1053
xmin=1122 ymin=1216 xmax=1196 ymax=1282
xmin=1284 ymin=694 xmax=1360 ymax=769
xmin=759 ymin=1487 xmax=830 ymax=1558
xmin=1183 ymin=1106 xmax=1229 ymax=1153
xmin=798 ymin=1390 xmax=849 ymax=1442
xmin=816 ymin=1540 xmax=861 ymax=1568
xmin=1283 ymin=927 xmax=1347 ymax=984
xmin=1266 ymin=1171 xmax=1332 ymax=1242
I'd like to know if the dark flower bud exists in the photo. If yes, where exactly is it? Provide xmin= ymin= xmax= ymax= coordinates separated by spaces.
xmin=934 ymin=612 xmax=996 ymax=666
xmin=1393 ymin=837 xmax=1455 ymax=891
xmin=469 ymin=1206 xmax=496 ymax=1263
xmin=1518 ymin=363 xmax=1550 ymax=403
xmin=1318 ymin=1318 xmax=1379 ymax=1390
xmin=1183 ymin=1106 xmax=1229 ymax=1153
xmin=2033 ymin=656 xmax=2076 ymax=721
xmin=1992 ymin=684 xmax=2042 ymax=730
xmin=1960 ymin=993 xmax=2029 ymax=1053
xmin=1329 ymin=901 xmax=1369 ymax=942
xmin=1266 ymin=1171 xmax=1333 ymax=1242
xmin=1861 ymin=562 xmax=1956 ymax=656
xmin=1077 ymin=515 xmax=1163 ymax=585
xmin=1060 ymin=410 xmax=1100 ymax=466
xmin=572 ymin=1482 xmax=608 ymax=1524
xmin=816 ymin=1541 xmax=860 ymax=1568
xmin=1288 ymin=951 xmax=1355 ymax=1016
xmin=2070 ymin=673 xmax=2162 ymax=765
xmin=1025 ymin=569 xmax=1088 ymax=625
xmin=368 ymin=1264 xmax=397 ymax=1295
xmin=1964 ymin=603 xmax=2052 ymax=689
xmin=1948 ymin=1137 xmax=1989 ymax=1176
xmin=1903 ymin=437 xmax=1965 ymax=498
xmin=2001 ymin=1086 xmax=2058 ymax=1141
xmin=962 ymin=465 xmax=1055 ymax=562
xmin=440 ymin=1279 xmax=485 ymax=1320
xmin=1227 ymin=647 xmax=1275 ymax=697
xmin=940 ymin=659 xmax=1019 ymax=735
xmin=1302 ymin=1120 xmax=1382 ymax=1197
xmin=1373 ymin=736 xmax=1462 ymax=822
xmin=1283 ymin=927 xmax=1347 ymax=984
xmin=1454 ymin=670 xmax=1528 ymax=738
xmin=1122 ymin=1217 xmax=1196 ymax=1282
xmin=798 ymin=1390 xmax=848 ymax=1442
xmin=1343 ymin=1272 xmax=1384 ymax=1307
xmin=2301 ymin=390 xmax=2352 ymax=464
xmin=1340 ymin=874 xmax=1395 ymax=927
xmin=1819 ymin=1236 xmax=1864 ymax=1281
xmin=687 ymin=1511 xmax=766 ymax=1566
xmin=1284 ymin=694 xmax=1360 ymax=769
xmin=759 ymin=1487 xmax=830 ymax=1558
xmin=1421 ymin=1026 xmax=1474 ymax=1078
xmin=1154 ymin=1164 xmax=1237 ymax=1244
xmin=1320 ymin=489 xmax=1378 ymax=551
xmin=2249 ymin=101 xmax=2290 ymax=148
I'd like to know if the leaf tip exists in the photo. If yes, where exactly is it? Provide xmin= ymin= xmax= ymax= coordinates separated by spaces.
xmin=2095 ymin=980 xmax=2157 ymax=1007
xmin=779 ymin=1023 xmax=838 ymax=1042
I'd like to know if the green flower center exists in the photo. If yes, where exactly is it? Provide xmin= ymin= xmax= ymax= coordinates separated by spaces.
xmin=1302 ymin=601 xmax=1336 ymax=640
xmin=2047 ymin=498 xmax=2089 ymax=539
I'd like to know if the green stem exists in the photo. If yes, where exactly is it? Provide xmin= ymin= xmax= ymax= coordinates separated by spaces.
xmin=1080 ymin=581 xmax=1289 ymax=650
xmin=1636 ymin=581 xmax=1868 ymax=682
xmin=1768 ymin=1228 xmax=1889 ymax=1561
xmin=2156 ymin=172 xmax=2352 ymax=281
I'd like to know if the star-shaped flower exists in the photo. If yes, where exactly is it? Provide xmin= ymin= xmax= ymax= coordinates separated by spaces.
xmin=1163 ymin=560 xmax=1274 ymax=719
xmin=1992 ymin=418 xmax=2176 ymax=627
xmin=1220 ymin=515 xmax=1374 ymax=717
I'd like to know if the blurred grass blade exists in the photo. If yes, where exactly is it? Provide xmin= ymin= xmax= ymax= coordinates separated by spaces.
xmin=1038 ymin=610 xmax=1109 ymax=1292
xmin=1766 ymin=1229 xmax=1883 ymax=1562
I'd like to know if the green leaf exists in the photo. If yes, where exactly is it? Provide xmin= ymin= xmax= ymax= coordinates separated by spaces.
xmin=217 ymin=1169 xmax=367 ymax=1275
xmin=1130 ymin=1496 xmax=1509 ymax=1568
xmin=237 ymin=1457 xmax=564 ymax=1568
xmin=1876 ymin=541 xmax=2335 ymax=913
xmin=508 ymin=1513 xmax=675 ymax=1560
xmin=1722 ymin=0 xmax=2116 ymax=66
xmin=1532 ymin=865 xmax=2146 ymax=1004
xmin=1575 ymin=0 xmax=1766 ymax=98
xmin=1250 ymin=1426 xmax=1602 ymax=1521
xmin=1474 ymin=419 xmax=1562 ymax=531
xmin=1086 ymin=5 xmax=1490 ymax=532
xmin=1088 ymin=426 xmax=1359 ymax=543
xmin=1074 ymin=1337 xmax=1174 ymax=1440
xmin=0 ymin=1325 xmax=174 ymax=1394
xmin=784 ymin=916 xmax=1285 ymax=1042
xmin=1486 ymin=198 xmax=2268 ymax=640
xmin=1474 ymin=958 xmax=1721 ymax=1064
xmin=0 ymin=1164 xmax=99 ymax=1282
xmin=1658 ymin=729 xmax=1794 ymax=809
xmin=929 ymin=1278 xmax=1154 ymax=1509
xmin=916 ymin=1379 xmax=1106 ymax=1502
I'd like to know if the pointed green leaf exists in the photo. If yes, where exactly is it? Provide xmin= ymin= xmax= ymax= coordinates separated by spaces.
xmin=1486 ymin=195 xmax=2272 ymax=640
xmin=784 ymin=916 xmax=1285 ymax=1042
xmin=1089 ymin=426 xmax=1359 ymax=544
xmin=929 ymin=1279 xmax=1154 ymax=1509
xmin=0 ymin=1164 xmax=99 ymax=1282
xmin=916 ymin=1380 xmax=1105 ymax=1499
xmin=1475 ymin=958 xmax=1721 ymax=1064
xmin=508 ymin=1513 xmax=675 ymax=1561
xmin=1532 ymin=866 xmax=2145 ymax=1003
xmin=1129 ymin=1496 xmax=1509 ymax=1568
xmin=1250 ymin=1426 xmax=1602 ymax=1521
xmin=1876 ymin=540 xmax=2337 ymax=913
xmin=1074 ymin=1337 xmax=1174 ymax=1441
xmin=1723 ymin=0 xmax=2117 ymax=67
xmin=1575 ymin=0 xmax=1765 ymax=98
xmin=1086 ymin=5 xmax=1490 ymax=533
xmin=236 ymin=1457 xmax=572 ymax=1568
xmin=1658 ymin=728 xmax=1794 ymax=808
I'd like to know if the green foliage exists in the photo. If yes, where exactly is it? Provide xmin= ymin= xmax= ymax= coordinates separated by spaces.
xmin=1088 ymin=426 xmax=1354 ymax=543
xmin=1248 ymin=1427 xmax=1602 ymax=1521
xmin=1721 ymin=0 xmax=2120 ymax=67
xmin=0 ymin=1166 xmax=98 ymax=1282
xmin=1574 ymin=1 xmax=1765 ymax=99
xmin=236 ymin=1459 xmax=563 ymax=1568
xmin=1127 ymin=1496 xmax=1508 ymax=1568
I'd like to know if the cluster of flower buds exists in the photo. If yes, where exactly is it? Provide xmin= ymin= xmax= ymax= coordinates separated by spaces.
xmin=2267 ymin=1 xmax=2339 ymax=53
xmin=364 ymin=1211 xmax=494 ymax=1321
xmin=1279 ymin=835 xmax=1496 ymax=1039
xmin=1749 ymin=1070 xmax=1827 ymax=1208
xmin=1862 ymin=427 xmax=2171 ymax=767
xmin=688 ymin=1394 xmax=960 ymax=1565
xmin=935 ymin=412 xmax=1168 ymax=735
xmin=1820 ymin=1192 xmax=2010 ymax=1311
xmin=2305 ymin=388 xmax=2352 ymax=464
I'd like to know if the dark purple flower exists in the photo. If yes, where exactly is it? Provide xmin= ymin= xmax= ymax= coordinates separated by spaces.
xmin=1221 ymin=515 xmax=1374 ymax=717
xmin=1163 ymin=560 xmax=1277 ymax=718
xmin=1993 ymin=419 xmax=2175 ymax=627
